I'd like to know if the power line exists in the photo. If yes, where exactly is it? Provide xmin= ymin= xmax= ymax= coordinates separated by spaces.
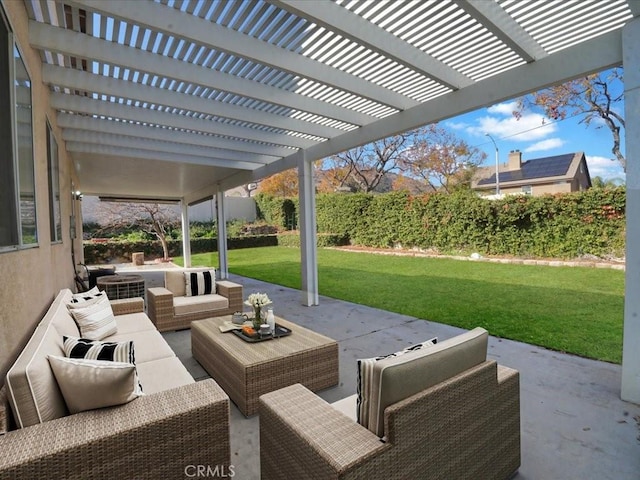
xmin=475 ymin=110 xmax=584 ymax=148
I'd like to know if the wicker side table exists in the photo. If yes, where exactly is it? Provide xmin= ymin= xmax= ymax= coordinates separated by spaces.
xmin=97 ymin=274 xmax=145 ymax=300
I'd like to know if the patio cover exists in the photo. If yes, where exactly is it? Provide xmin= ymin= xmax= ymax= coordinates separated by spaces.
xmin=18 ymin=0 xmax=640 ymax=403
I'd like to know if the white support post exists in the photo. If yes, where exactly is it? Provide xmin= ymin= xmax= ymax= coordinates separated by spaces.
xmin=298 ymin=152 xmax=319 ymax=306
xmin=216 ymin=191 xmax=229 ymax=279
xmin=622 ymin=18 xmax=640 ymax=404
xmin=181 ymin=200 xmax=191 ymax=268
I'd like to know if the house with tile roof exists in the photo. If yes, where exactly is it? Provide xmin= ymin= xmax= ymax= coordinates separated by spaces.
xmin=472 ymin=150 xmax=591 ymax=197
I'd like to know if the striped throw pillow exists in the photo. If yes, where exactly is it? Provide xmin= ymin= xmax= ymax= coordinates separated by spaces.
xmin=356 ymin=337 xmax=437 ymax=436
xmin=68 ymin=294 xmax=118 ymax=340
xmin=67 ymin=287 xmax=106 ymax=308
xmin=63 ymin=336 xmax=136 ymax=364
xmin=184 ymin=269 xmax=216 ymax=296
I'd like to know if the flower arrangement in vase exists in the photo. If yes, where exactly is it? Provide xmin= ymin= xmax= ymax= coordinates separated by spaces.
xmin=244 ymin=293 xmax=272 ymax=330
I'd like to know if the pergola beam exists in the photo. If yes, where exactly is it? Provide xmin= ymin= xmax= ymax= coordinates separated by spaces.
xmin=62 ymin=130 xmax=272 ymax=165
xmin=66 ymin=0 xmax=415 ymax=111
xmin=56 ymin=113 xmax=293 ymax=158
xmin=272 ymin=0 xmax=473 ymax=90
xmin=220 ymin=27 xmax=622 ymax=189
xmin=50 ymin=93 xmax=312 ymax=149
xmin=66 ymin=141 xmax=257 ymax=170
xmin=42 ymin=64 xmax=342 ymax=140
xmin=456 ymin=0 xmax=547 ymax=62
xmin=28 ymin=20 xmax=375 ymax=127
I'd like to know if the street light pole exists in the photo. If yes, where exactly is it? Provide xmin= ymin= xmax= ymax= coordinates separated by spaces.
xmin=485 ymin=133 xmax=500 ymax=195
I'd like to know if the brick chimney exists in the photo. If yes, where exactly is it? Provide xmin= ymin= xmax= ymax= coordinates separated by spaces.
xmin=508 ymin=150 xmax=522 ymax=170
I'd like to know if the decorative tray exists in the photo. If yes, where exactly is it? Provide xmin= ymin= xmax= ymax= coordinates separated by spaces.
xmin=231 ymin=323 xmax=292 ymax=343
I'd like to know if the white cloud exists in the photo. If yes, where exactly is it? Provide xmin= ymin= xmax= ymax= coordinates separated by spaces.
xmin=524 ymin=138 xmax=565 ymax=153
xmin=445 ymin=120 xmax=469 ymax=130
xmin=466 ymin=102 xmax=557 ymax=141
xmin=585 ymin=155 xmax=626 ymax=182
xmin=486 ymin=101 xmax=519 ymax=115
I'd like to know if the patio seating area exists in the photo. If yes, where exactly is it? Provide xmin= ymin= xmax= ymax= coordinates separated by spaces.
xmin=129 ymin=269 xmax=640 ymax=480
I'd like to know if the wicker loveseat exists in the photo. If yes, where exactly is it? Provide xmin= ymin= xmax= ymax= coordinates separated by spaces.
xmin=147 ymin=268 xmax=243 ymax=332
xmin=259 ymin=328 xmax=520 ymax=480
xmin=0 ymin=289 xmax=230 ymax=479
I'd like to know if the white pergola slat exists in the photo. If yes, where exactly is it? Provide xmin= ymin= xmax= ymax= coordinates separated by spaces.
xmin=65 ymin=141 xmax=257 ymax=170
xmin=62 ymin=130 xmax=272 ymax=165
xmin=42 ymin=65 xmax=344 ymax=139
xmin=50 ymin=93 xmax=314 ymax=149
xmin=273 ymin=0 xmax=471 ymax=90
xmin=64 ymin=0 xmax=416 ymax=111
xmin=220 ymin=27 xmax=624 ymax=191
xmin=457 ymin=0 xmax=547 ymax=61
xmin=28 ymin=20 xmax=376 ymax=127
xmin=55 ymin=113 xmax=294 ymax=158
xmin=19 ymin=0 xmax=639 ymax=403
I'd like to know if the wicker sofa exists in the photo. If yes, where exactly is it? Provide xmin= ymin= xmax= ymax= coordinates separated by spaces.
xmin=0 ymin=289 xmax=230 ymax=479
xmin=259 ymin=327 xmax=520 ymax=480
xmin=147 ymin=268 xmax=243 ymax=332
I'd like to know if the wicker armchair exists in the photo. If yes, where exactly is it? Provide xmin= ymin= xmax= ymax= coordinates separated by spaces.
xmin=259 ymin=333 xmax=520 ymax=480
xmin=148 ymin=269 xmax=243 ymax=332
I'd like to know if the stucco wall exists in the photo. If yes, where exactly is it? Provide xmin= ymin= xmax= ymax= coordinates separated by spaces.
xmin=498 ymin=182 xmax=572 ymax=196
xmin=0 ymin=1 xmax=79 ymax=386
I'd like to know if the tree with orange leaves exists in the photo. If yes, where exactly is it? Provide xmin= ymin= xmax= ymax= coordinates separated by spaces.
xmin=401 ymin=124 xmax=486 ymax=193
xmin=514 ymin=68 xmax=625 ymax=169
xmin=256 ymin=168 xmax=299 ymax=197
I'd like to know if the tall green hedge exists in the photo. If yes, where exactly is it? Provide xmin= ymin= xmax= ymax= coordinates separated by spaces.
xmin=254 ymin=193 xmax=297 ymax=230
xmin=265 ymin=188 xmax=626 ymax=259
xmin=85 ymin=188 xmax=626 ymax=263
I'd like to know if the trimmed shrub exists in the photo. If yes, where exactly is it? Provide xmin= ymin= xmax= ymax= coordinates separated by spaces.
xmin=84 ymin=188 xmax=626 ymax=263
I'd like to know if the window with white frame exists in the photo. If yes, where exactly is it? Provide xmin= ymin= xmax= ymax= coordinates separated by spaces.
xmin=0 ymin=7 xmax=37 ymax=250
xmin=522 ymin=185 xmax=532 ymax=195
xmin=47 ymin=121 xmax=61 ymax=242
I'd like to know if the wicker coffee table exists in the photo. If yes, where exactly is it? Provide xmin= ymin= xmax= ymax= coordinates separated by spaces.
xmin=191 ymin=316 xmax=339 ymax=416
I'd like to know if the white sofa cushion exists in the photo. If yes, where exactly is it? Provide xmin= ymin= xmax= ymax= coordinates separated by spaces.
xmin=358 ymin=328 xmax=487 ymax=437
xmin=173 ymin=294 xmax=229 ymax=316
xmin=48 ymin=356 xmax=143 ymax=414
xmin=107 ymin=329 xmax=176 ymax=364
xmin=6 ymin=290 xmax=74 ymax=428
xmin=113 ymin=311 xmax=157 ymax=335
xmin=331 ymin=394 xmax=358 ymax=422
xmin=135 ymin=357 xmax=195 ymax=395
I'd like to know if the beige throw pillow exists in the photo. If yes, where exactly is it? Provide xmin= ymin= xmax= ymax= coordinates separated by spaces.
xmin=68 ymin=295 xmax=117 ymax=340
xmin=357 ymin=337 xmax=437 ymax=433
xmin=48 ymin=355 xmax=143 ymax=414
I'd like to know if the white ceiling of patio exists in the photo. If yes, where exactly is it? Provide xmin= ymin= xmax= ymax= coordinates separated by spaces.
xmin=22 ymin=0 xmax=639 ymax=202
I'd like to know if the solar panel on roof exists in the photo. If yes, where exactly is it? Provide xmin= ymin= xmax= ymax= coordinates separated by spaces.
xmin=477 ymin=153 xmax=575 ymax=185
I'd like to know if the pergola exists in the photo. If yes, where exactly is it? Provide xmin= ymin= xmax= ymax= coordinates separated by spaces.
xmin=21 ymin=0 xmax=640 ymax=403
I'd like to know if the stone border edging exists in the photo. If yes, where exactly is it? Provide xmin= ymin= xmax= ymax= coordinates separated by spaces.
xmin=331 ymin=247 xmax=626 ymax=271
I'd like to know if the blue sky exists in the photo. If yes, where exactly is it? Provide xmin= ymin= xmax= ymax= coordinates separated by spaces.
xmin=445 ymin=90 xmax=626 ymax=183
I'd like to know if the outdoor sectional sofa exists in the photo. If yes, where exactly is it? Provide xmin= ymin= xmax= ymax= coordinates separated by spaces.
xmin=147 ymin=268 xmax=243 ymax=332
xmin=0 ymin=289 xmax=230 ymax=479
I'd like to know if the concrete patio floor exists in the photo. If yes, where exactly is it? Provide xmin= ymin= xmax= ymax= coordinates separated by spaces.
xmin=132 ymin=268 xmax=639 ymax=480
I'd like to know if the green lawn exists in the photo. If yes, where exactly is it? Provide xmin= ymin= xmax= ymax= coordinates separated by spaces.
xmin=175 ymin=247 xmax=625 ymax=363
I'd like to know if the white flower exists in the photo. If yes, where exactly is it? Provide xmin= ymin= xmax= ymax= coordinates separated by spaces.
xmin=244 ymin=292 xmax=272 ymax=308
